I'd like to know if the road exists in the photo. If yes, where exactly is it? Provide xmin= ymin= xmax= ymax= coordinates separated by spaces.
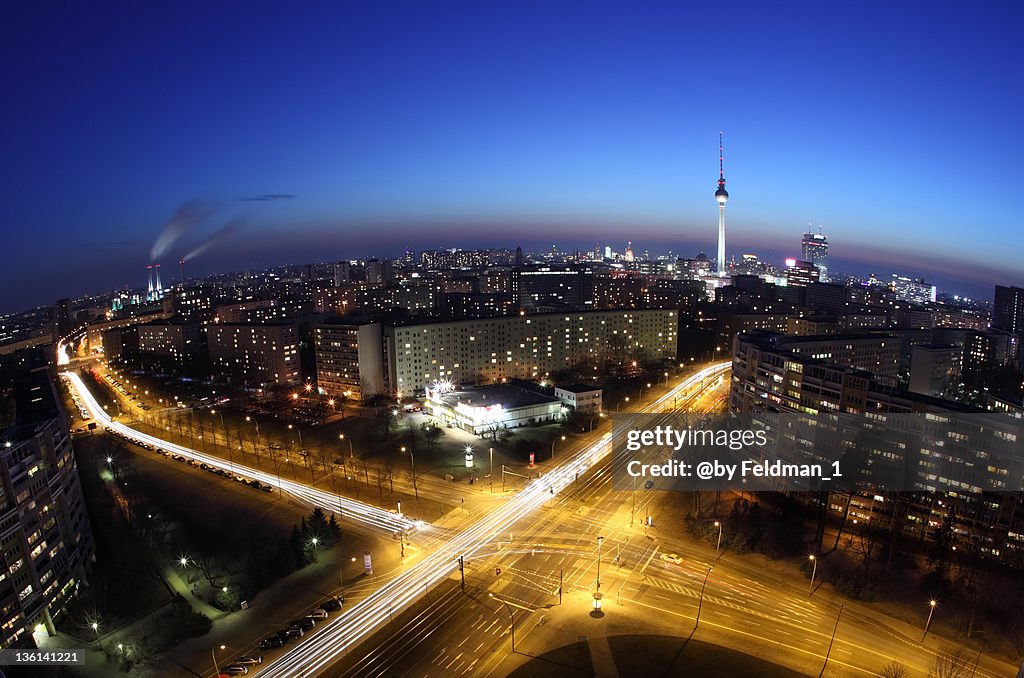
xmin=62 ymin=370 xmax=417 ymax=536
xmin=311 ymin=366 xmax=1014 ymax=678
xmin=254 ymin=363 xmax=736 ymax=677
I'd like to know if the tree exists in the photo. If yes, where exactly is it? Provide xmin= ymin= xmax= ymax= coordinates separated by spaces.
xmin=927 ymin=649 xmax=969 ymax=678
xmin=308 ymin=507 xmax=330 ymax=544
xmin=328 ymin=514 xmax=342 ymax=543
xmin=878 ymin=661 xmax=909 ymax=678
xmin=289 ymin=524 xmax=307 ymax=568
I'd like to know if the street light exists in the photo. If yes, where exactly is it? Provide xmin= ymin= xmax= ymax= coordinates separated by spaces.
xmin=924 ymin=599 xmax=938 ymax=639
xmin=695 ymin=567 xmax=713 ymax=628
xmin=489 ymin=593 xmax=515 ymax=652
xmin=401 ymin=445 xmax=418 ymax=499
xmin=808 ymin=554 xmax=818 ymax=595
xmin=551 ymin=435 xmax=566 ymax=460
xmin=595 ymin=536 xmax=604 ymax=593
xmin=212 ymin=644 xmax=226 ymax=677
xmin=309 ymin=536 xmax=320 ymax=563
xmin=714 ymin=520 xmax=723 ymax=559
xmin=339 ymin=433 xmax=354 ymax=459
xmin=616 ymin=396 xmax=630 ymax=412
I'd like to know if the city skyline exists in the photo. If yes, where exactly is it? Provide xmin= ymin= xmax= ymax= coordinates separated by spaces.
xmin=3 ymin=2 xmax=1023 ymax=309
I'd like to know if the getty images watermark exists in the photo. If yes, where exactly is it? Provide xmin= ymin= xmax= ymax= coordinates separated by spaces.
xmin=611 ymin=412 xmax=1024 ymax=494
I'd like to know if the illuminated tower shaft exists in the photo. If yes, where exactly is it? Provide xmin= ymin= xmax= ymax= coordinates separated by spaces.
xmin=715 ymin=132 xmax=729 ymax=276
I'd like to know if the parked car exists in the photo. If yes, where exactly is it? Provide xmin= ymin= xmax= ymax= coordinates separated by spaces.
xmin=319 ymin=597 xmax=342 ymax=612
xmin=234 ymin=655 xmax=263 ymax=665
xmin=221 ymin=666 xmax=248 ymax=676
xmin=281 ymin=627 xmax=303 ymax=639
xmin=258 ymin=636 xmax=283 ymax=650
xmin=290 ymin=618 xmax=315 ymax=632
xmin=307 ymin=608 xmax=328 ymax=620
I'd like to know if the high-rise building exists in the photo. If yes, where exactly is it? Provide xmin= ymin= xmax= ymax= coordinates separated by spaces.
xmin=993 ymin=285 xmax=1024 ymax=335
xmin=715 ymin=132 xmax=729 ymax=276
xmin=891 ymin=275 xmax=936 ymax=305
xmin=1 ymin=350 xmax=95 ymax=647
xmin=785 ymin=259 xmax=820 ymax=288
xmin=388 ymin=309 xmax=677 ymax=393
xmin=801 ymin=227 xmax=829 ymax=282
xmin=314 ymin=320 xmax=386 ymax=401
xmin=908 ymin=343 xmax=962 ymax=397
xmin=205 ymin=322 xmax=301 ymax=387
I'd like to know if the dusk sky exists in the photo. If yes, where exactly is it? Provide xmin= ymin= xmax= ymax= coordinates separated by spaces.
xmin=2 ymin=1 xmax=1023 ymax=312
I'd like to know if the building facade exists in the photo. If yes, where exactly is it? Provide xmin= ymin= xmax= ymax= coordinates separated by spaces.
xmin=313 ymin=321 xmax=386 ymax=401
xmin=205 ymin=322 xmax=300 ymax=387
xmin=388 ymin=309 xmax=677 ymax=393
xmin=1 ymin=359 xmax=94 ymax=647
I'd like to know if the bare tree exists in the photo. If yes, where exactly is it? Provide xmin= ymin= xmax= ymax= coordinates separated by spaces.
xmin=878 ymin=661 xmax=909 ymax=678
xmin=927 ymin=649 xmax=969 ymax=678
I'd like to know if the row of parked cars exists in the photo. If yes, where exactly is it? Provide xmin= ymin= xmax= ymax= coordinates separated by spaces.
xmin=105 ymin=429 xmax=275 ymax=494
xmin=256 ymin=597 xmax=342 ymax=654
xmin=63 ymin=378 xmax=93 ymax=422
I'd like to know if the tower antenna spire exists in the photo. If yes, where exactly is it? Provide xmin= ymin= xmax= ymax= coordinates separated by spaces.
xmin=719 ymin=131 xmax=725 ymax=182
xmin=714 ymin=131 xmax=730 ymax=276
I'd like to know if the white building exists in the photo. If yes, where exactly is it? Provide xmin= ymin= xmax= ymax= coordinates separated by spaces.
xmin=554 ymin=383 xmax=602 ymax=413
xmin=424 ymin=383 xmax=562 ymax=434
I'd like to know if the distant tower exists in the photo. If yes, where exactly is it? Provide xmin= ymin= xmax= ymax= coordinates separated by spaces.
xmin=146 ymin=265 xmax=154 ymax=301
xmin=715 ymin=132 xmax=729 ymax=276
xmin=801 ymin=224 xmax=830 ymax=282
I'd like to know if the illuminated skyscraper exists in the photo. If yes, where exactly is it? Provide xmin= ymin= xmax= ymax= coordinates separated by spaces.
xmin=801 ymin=226 xmax=829 ymax=282
xmin=715 ymin=132 xmax=729 ymax=276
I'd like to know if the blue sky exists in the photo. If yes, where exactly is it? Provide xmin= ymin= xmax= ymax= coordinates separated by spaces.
xmin=2 ymin=1 xmax=1022 ymax=311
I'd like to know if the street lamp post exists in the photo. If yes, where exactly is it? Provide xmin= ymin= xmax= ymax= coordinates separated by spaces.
xmin=714 ymin=520 xmax=723 ymax=559
xmin=212 ymin=644 xmax=226 ymax=677
xmin=595 ymin=536 xmax=604 ymax=593
xmin=616 ymin=396 xmax=630 ymax=412
xmin=309 ymin=536 xmax=320 ymax=563
xmin=551 ymin=435 xmax=566 ymax=460
xmin=489 ymin=593 xmax=515 ymax=652
xmin=489 ymin=447 xmax=494 ymax=494
xmin=808 ymin=554 xmax=818 ymax=595
xmin=923 ymin=599 xmax=937 ymax=639
xmin=246 ymin=416 xmax=261 ymax=465
xmin=695 ymin=566 xmax=713 ymax=629
xmin=211 ymin=409 xmax=232 ymax=474
xmin=401 ymin=445 xmax=418 ymax=500
xmin=339 ymin=433 xmax=354 ymax=459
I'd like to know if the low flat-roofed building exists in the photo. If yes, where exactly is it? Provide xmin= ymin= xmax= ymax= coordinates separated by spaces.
xmin=424 ymin=383 xmax=562 ymax=434
xmin=554 ymin=383 xmax=602 ymax=413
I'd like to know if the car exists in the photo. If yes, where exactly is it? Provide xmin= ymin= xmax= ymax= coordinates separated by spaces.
xmin=234 ymin=655 xmax=263 ymax=665
xmin=660 ymin=553 xmax=684 ymax=565
xmin=290 ymin=618 xmax=315 ymax=632
xmin=221 ymin=665 xmax=248 ymax=676
xmin=307 ymin=608 xmax=328 ymax=620
xmin=319 ymin=597 xmax=341 ymax=612
xmin=258 ymin=636 xmax=283 ymax=650
xmin=281 ymin=627 xmax=303 ymax=639
xmin=261 ymin=485 xmax=274 ymax=493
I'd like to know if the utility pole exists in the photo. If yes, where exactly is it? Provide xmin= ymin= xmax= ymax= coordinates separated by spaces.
xmin=695 ymin=567 xmax=713 ymax=629
xmin=458 ymin=556 xmax=465 ymax=592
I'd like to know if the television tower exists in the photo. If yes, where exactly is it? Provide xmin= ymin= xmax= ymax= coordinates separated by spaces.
xmin=715 ymin=131 xmax=729 ymax=276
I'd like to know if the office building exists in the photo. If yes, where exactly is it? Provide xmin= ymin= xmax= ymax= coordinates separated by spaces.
xmin=801 ymin=228 xmax=829 ymax=282
xmin=993 ymin=285 xmax=1024 ymax=335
